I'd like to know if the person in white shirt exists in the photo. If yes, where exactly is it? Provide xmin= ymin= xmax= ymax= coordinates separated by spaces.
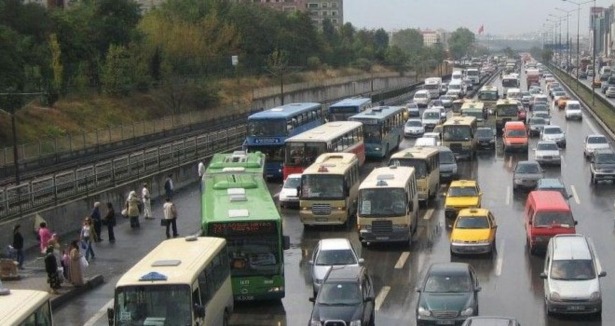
xmin=197 ymin=161 xmax=205 ymax=192
xmin=141 ymin=183 xmax=152 ymax=219
xmin=162 ymin=198 xmax=178 ymax=239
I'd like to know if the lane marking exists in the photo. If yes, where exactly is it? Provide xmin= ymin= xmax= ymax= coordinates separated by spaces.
xmin=586 ymin=118 xmax=599 ymax=134
xmin=507 ymin=156 xmax=512 ymax=169
xmin=506 ymin=186 xmax=511 ymax=206
xmin=394 ymin=252 xmax=410 ymax=269
xmin=423 ymin=208 xmax=435 ymax=220
xmin=570 ymin=185 xmax=581 ymax=205
xmin=273 ymin=192 xmax=280 ymax=198
xmin=374 ymin=286 xmax=391 ymax=311
xmin=495 ymin=240 xmax=505 ymax=277
xmin=83 ymin=299 xmax=114 ymax=326
xmin=560 ymin=155 xmax=566 ymax=167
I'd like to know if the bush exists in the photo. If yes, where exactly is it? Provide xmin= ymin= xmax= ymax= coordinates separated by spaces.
xmin=307 ymin=56 xmax=322 ymax=70
xmin=352 ymin=58 xmax=372 ymax=71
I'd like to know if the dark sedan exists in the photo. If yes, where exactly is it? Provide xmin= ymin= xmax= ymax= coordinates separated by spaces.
xmin=476 ymin=127 xmax=495 ymax=150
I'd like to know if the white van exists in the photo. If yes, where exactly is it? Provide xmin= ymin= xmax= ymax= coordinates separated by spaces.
xmin=451 ymin=70 xmax=463 ymax=81
xmin=424 ymin=77 xmax=442 ymax=99
xmin=447 ymin=80 xmax=465 ymax=98
xmin=466 ymin=68 xmax=480 ymax=85
xmin=599 ymin=66 xmax=611 ymax=76
xmin=413 ymin=90 xmax=431 ymax=108
xmin=422 ymin=108 xmax=441 ymax=130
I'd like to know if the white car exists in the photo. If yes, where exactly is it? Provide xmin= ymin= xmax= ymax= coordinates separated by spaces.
xmin=564 ymin=100 xmax=583 ymax=120
xmin=423 ymin=132 xmax=442 ymax=146
xmin=446 ymin=89 xmax=462 ymax=98
xmin=422 ymin=108 xmax=441 ymax=130
xmin=279 ymin=174 xmax=301 ymax=208
xmin=606 ymin=86 xmax=615 ymax=98
xmin=533 ymin=111 xmax=551 ymax=125
xmin=310 ymin=238 xmax=363 ymax=295
xmin=534 ymin=141 xmax=561 ymax=166
xmin=413 ymin=90 xmax=431 ymax=108
xmin=404 ymin=119 xmax=425 ymax=138
xmin=584 ymin=134 xmax=610 ymax=159
xmin=541 ymin=125 xmax=566 ymax=148
xmin=414 ymin=137 xmax=438 ymax=147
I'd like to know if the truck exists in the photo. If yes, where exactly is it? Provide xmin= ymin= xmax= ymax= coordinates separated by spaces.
xmin=424 ymin=77 xmax=442 ymax=99
xmin=525 ymin=69 xmax=540 ymax=89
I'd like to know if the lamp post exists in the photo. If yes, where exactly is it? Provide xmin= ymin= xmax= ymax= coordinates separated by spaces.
xmin=548 ymin=15 xmax=566 ymax=64
xmin=556 ymin=8 xmax=575 ymax=72
xmin=563 ymin=0 xmax=596 ymax=88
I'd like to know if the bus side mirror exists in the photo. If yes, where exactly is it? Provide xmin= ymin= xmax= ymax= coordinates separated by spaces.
xmin=408 ymin=201 xmax=414 ymax=213
xmin=107 ymin=308 xmax=114 ymax=324
xmin=194 ymin=304 xmax=205 ymax=318
xmin=296 ymin=186 xmax=302 ymax=197
xmin=283 ymin=235 xmax=290 ymax=250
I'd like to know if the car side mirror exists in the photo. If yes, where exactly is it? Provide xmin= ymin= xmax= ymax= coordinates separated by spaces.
xmin=296 ymin=186 xmax=302 ymax=197
xmin=309 ymin=297 xmax=315 ymax=303
xmin=408 ymin=201 xmax=414 ymax=213
xmin=599 ymin=271 xmax=607 ymax=277
xmin=574 ymin=220 xmax=578 ymax=225
xmin=567 ymin=194 xmax=573 ymax=199
xmin=358 ymin=258 xmax=365 ymax=265
xmin=194 ymin=304 xmax=205 ymax=318
xmin=540 ymin=272 xmax=548 ymax=279
xmin=492 ymin=225 xmax=498 ymax=229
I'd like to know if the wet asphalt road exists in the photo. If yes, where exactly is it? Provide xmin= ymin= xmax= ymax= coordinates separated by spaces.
xmin=54 ymin=71 xmax=615 ymax=326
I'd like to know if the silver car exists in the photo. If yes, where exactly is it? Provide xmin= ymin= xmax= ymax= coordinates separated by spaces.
xmin=512 ymin=160 xmax=544 ymax=191
xmin=534 ymin=141 xmax=561 ymax=166
xmin=606 ymin=86 xmax=615 ymax=98
xmin=541 ymin=125 xmax=566 ymax=148
xmin=309 ymin=238 xmax=363 ymax=295
xmin=404 ymin=119 xmax=425 ymax=138
xmin=438 ymin=146 xmax=458 ymax=182
xmin=584 ymin=134 xmax=610 ymax=160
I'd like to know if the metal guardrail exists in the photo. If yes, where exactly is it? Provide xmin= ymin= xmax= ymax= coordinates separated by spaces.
xmin=0 ymin=125 xmax=246 ymax=221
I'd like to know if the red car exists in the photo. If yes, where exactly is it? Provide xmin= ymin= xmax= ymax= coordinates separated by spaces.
xmin=524 ymin=191 xmax=577 ymax=254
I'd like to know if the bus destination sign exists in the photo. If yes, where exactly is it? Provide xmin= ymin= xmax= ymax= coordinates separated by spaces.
xmin=209 ymin=221 xmax=277 ymax=236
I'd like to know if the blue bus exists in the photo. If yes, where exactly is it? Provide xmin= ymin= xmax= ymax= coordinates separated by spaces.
xmin=328 ymin=97 xmax=372 ymax=121
xmin=245 ymin=102 xmax=324 ymax=179
xmin=349 ymin=106 xmax=405 ymax=158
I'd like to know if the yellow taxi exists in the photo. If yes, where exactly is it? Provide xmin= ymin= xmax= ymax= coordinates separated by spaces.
xmin=450 ymin=208 xmax=497 ymax=256
xmin=444 ymin=180 xmax=482 ymax=219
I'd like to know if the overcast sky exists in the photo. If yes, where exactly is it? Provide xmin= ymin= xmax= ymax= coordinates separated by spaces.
xmin=344 ymin=0 xmax=613 ymax=36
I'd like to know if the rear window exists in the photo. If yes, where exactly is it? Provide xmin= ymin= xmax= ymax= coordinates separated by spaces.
xmin=439 ymin=151 xmax=455 ymax=164
xmin=543 ymin=127 xmax=562 ymax=134
xmin=406 ymin=120 xmax=422 ymax=127
xmin=587 ymin=136 xmax=607 ymax=144
xmin=506 ymin=129 xmax=526 ymax=137
xmin=595 ymin=152 xmax=615 ymax=163
xmin=516 ymin=163 xmax=540 ymax=173
xmin=476 ymin=129 xmax=493 ymax=137
xmin=533 ymin=211 xmax=574 ymax=226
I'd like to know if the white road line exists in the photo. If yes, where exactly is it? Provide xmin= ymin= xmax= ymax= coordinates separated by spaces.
xmin=83 ymin=299 xmax=114 ymax=326
xmin=423 ymin=208 xmax=435 ymax=220
xmin=374 ymin=286 xmax=391 ymax=311
xmin=506 ymin=186 xmax=511 ymax=206
xmin=560 ymin=155 xmax=566 ymax=167
xmin=495 ymin=240 xmax=505 ymax=277
xmin=507 ymin=156 xmax=512 ymax=169
xmin=586 ymin=119 xmax=599 ymax=134
xmin=273 ymin=192 xmax=280 ymax=198
xmin=570 ymin=185 xmax=581 ymax=205
xmin=394 ymin=252 xmax=410 ymax=269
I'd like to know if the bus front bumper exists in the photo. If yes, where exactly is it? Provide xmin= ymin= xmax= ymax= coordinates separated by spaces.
xmin=359 ymin=227 xmax=410 ymax=243
xmin=300 ymin=210 xmax=348 ymax=225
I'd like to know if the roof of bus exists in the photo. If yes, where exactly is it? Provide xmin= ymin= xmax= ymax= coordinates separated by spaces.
xmin=390 ymin=146 xmax=440 ymax=159
xmin=480 ymin=85 xmax=497 ymax=91
xmin=460 ymin=101 xmax=485 ymax=110
xmin=115 ymin=237 xmax=227 ymax=288
xmin=201 ymin=173 xmax=280 ymax=224
xmin=303 ymin=153 xmax=359 ymax=175
xmin=329 ymin=97 xmax=371 ymax=107
xmin=248 ymin=102 xmax=321 ymax=119
xmin=206 ymin=151 xmax=266 ymax=175
xmin=443 ymin=116 xmax=477 ymax=126
xmin=349 ymin=106 xmax=404 ymax=120
xmin=496 ymin=99 xmax=520 ymax=105
xmin=285 ymin=121 xmax=363 ymax=143
xmin=0 ymin=290 xmax=50 ymax=325
xmin=359 ymin=166 xmax=415 ymax=190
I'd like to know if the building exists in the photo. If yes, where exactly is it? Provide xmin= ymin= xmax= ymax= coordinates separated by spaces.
xmin=421 ymin=29 xmax=448 ymax=48
xmin=240 ymin=0 xmax=343 ymax=30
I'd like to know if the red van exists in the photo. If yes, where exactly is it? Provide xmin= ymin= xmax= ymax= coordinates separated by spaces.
xmin=503 ymin=121 xmax=528 ymax=152
xmin=524 ymin=190 xmax=577 ymax=254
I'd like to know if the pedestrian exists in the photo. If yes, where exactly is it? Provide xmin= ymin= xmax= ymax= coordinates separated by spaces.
xmin=126 ymin=191 xmax=141 ymax=228
xmin=12 ymin=224 xmax=24 ymax=269
xmin=198 ymin=161 xmax=205 ymax=182
xmin=163 ymin=198 xmax=179 ymax=239
xmin=68 ymin=240 xmax=84 ymax=287
xmin=44 ymin=245 xmax=62 ymax=294
xmin=142 ymin=183 xmax=153 ymax=219
xmin=61 ymin=248 xmax=70 ymax=280
xmin=103 ymin=202 xmax=116 ymax=242
xmin=38 ymin=222 xmax=52 ymax=255
xmin=90 ymin=202 xmax=103 ymax=242
xmin=164 ymin=174 xmax=174 ymax=199
xmin=47 ymin=233 xmax=62 ymax=263
xmin=80 ymin=217 xmax=96 ymax=261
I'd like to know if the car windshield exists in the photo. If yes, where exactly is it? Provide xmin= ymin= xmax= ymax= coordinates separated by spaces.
xmin=567 ymin=104 xmax=581 ymax=110
xmin=301 ymin=174 xmax=345 ymax=200
xmin=543 ymin=128 xmax=562 ymax=134
xmin=595 ymin=153 xmax=615 ymax=163
xmin=315 ymin=249 xmax=357 ymax=266
xmin=439 ymin=151 xmax=456 ymax=164
xmin=533 ymin=104 xmax=548 ymax=111
xmin=537 ymin=143 xmax=559 ymax=151
xmin=283 ymin=177 xmax=301 ymax=189
xmin=476 ymin=129 xmax=493 ymax=137
xmin=550 ymin=260 xmax=596 ymax=281
xmin=448 ymin=186 xmax=478 ymax=197
xmin=406 ymin=120 xmax=422 ymax=127
xmin=530 ymin=118 xmax=546 ymax=125
xmin=588 ymin=137 xmax=607 ymax=144
xmin=415 ymin=93 xmax=428 ymax=99
xmin=318 ymin=282 xmax=361 ymax=305
xmin=424 ymin=274 xmax=472 ymax=293
xmin=407 ymin=103 xmax=418 ymax=108
xmin=456 ymin=216 xmax=490 ymax=229
xmin=432 ymin=100 xmax=443 ymax=106
xmin=533 ymin=211 xmax=575 ymax=227
xmin=424 ymin=112 xmax=440 ymax=119
xmin=516 ymin=163 xmax=540 ymax=174
xmin=534 ymin=113 xmax=549 ymax=119
xmin=506 ymin=129 xmax=526 ymax=137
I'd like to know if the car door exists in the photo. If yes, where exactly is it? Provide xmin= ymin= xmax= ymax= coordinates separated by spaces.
xmin=488 ymin=212 xmax=497 ymax=242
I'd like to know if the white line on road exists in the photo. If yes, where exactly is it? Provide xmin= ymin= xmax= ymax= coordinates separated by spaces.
xmin=560 ymin=155 xmax=566 ymax=167
xmin=273 ymin=192 xmax=280 ymax=198
xmin=507 ymin=156 xmax=512 ymax=169
xmin=586 ymin=119 xmax=599 ymax=134
xmin=495 ymin=240 xmax=505 ymax=277
xmin=394 ymin=252 xmax=410 ymax=269
xmin=374 ymin=286 xmax=391 ymax=311
xmin=506 ymin=186 xmax=511 ymax=206
xmin=423 ymin=208 xmax=435 ymax=220
xmin=83 ymin=299 xmax=114 ymax=326
xmin=570 ymin=185 xmax=581 ymax=205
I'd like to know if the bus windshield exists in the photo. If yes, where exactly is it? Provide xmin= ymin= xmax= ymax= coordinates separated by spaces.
xmin=285 ymin=142 xmax=326 ymax=166
xmin=114 ymin=284 xmax=192 ymax=326
xmin=425 ymin=84 xmax=439 ymax=90
xmin=502 ymin=79 xmax=518 ymax=87
xmin=443 ymin=126 xmax=472 ymax=141
xmin=363 ymin=124 xmax=382 ymax=142
xmin=248 ymin=119 xmax=287 ymax=137
xmin=226 ymin=235 xmax=280 ymax=277
xmin=389 ymin=158 xmax=427 ymax=178
xmin=301 ymin=174 xmax=345 ymax=200
xmin=246 ymin=145 xmax=284 ymax=162
xmin=358 ymin=188 xmax=407 ymax=217
xmin=478 ymin=91 xmax=498 ymax=101
xmin=496 ymin=105 xmax=518 ymax=116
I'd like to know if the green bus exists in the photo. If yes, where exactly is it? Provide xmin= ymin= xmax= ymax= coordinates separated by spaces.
xmin=204 ymin=150 xmax=266 ymax=176
xmin=201 ymin=151 xmax=289 ymax=301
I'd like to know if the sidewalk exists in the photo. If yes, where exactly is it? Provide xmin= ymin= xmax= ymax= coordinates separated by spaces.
xmin=1 ymin=184 xmax=203 ymax=310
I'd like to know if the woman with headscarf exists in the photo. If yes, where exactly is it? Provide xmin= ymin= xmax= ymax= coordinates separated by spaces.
xmin=68 ymin=240 xmax=84 ymax=286
xmin=126 ymin=190 xmax=141 ymax=228
xmin=90 ymin=202 xmax=103 ymax=242
xmin=44 ymin=245 xmax=62 ymax=293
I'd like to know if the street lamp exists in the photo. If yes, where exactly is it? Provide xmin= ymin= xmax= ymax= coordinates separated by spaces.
xmin=548 ymin=14 xmax=565 ymax=63
xmin=556 ymin=8 xmax=575 ymax=72
xmin=562 ymin=0 xmax=596 ymax=93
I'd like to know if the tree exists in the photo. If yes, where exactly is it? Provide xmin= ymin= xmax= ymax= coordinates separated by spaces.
xmin=542 ymin=49 xmax=553 ymax=63
xmin=448 ymin=27 xmax=475 ymax=59
xmin=384 ymin=46 xmax=409 ymax=72
xmin=391 ymin=28 xmax=423 ymax=57
xmin=503 ymin=46 xmax=515 ymax=58
xmin=101 ymin=45 xmax=134 ymax=96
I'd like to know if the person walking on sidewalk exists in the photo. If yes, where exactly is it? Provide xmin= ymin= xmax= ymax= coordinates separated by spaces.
xmin=44 ymin=245 xmax=62 ymax=294
xmin=126 ymin=191 xmax=141 ymax=228
xmin=164 ymin=174 xmax=174 ymax=199
xmin=163 ymin=198 xmax=179 ymax=239
xmin=12 ymin=224 xmax=24 ymax=269
xmin=68 ymin=240 xmax=84 ymax=287
xmin=38 ymin=222 xmax=52 ymax=255
xmin=198 ymin=161 xmax=205 ymax=192
xmin=90 ymin=202 xmax=103 ymax=242
xmin=80 ymin=217 xmax=96 ymax=261
xmin=103 ymin=202 xmax=117 ymax=242
xmin=142 ymin=183 xmax=153 ymax=220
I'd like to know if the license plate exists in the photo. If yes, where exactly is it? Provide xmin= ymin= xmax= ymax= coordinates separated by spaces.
xmin=376 ymin=237 xmax=389 ymax=240
xmin=316 ymin=217 xmax=328 ymax=222
xmin=236 ymin=295 xmax=254 ymax=301
xmin=436 ymin=321 xmax=455 ymax=325
xmin=567 ymin=305 xmax=585 ymax=311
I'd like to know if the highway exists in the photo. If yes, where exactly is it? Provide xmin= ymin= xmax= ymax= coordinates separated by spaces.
xmin=53 ymin=70 xmax=615 ymax=325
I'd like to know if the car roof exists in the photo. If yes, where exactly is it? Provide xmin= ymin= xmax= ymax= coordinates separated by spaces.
xmin=463 ymin=316 xmax=519 ymax=326
xmin=528 ymin=190 xmax=569 ymax=210
xmin=450 ymin=180 xmax=477 ymax=188
xmin=537 ymin=140 xmax=558 ymax=146
xmin=517 ymin=160 xmax=540 ymax=167
xmin=457 ymin=208 xmax=490 ymax=217
xmin=318 ymin=238 xmax=353 ymax=250
xmin=587 ymin=134 xmax=606 ymax=139
xmin=551 ymin=235 xmax=592 ymax=260
xmin=324 ymin=265 xmax=365 ymax=283
xmin=427 ymin=262 xmax=471 ymax=276
xmin=286 ymin=173 xmax=302 ymax=180
xmin=543 ymin=125 xmax=561 ymax=130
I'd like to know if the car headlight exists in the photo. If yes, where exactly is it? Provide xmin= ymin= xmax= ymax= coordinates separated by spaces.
xmin=349 ymin=321 xmax=362 ymax=326
xmin=550 ymin=292 xmax=561 ymax=301
xmin=460 ymin=307 xmax=474 ymax=316
xmin=590 ymin=291 xmax=601 ymax=301
xmin=310 ymin=321 xmax=322 ymax=326
xmin=418 ymin=306 xmax=431 ymax=317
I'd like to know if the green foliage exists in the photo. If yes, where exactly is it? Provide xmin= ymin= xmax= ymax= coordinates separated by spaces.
xmin=307 ymin=56 xmax=322 ymax=70
xmin=101 ymin=45 xmax=135 ymax=96
xmin=392 ymin=29 xmax=424 ymax=57
xmin=384 ymin=46 xmax=409 ymax=71
xmin=542 ymin=49 xmax=554 ymax=63
xmin=448 ymin=27 xmax=476 ymax=59
xmin=353 ymin=58 xmax=372 ymax=71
